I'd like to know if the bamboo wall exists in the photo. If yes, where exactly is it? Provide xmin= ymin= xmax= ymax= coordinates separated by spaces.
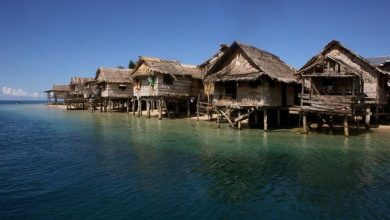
xmin=134 ymin=74 xmax=193 ymax=98
xmin=101 ymin=83 xmax=133 ymax=98
xmin=213 ymin=79 xmax=294 ymax=108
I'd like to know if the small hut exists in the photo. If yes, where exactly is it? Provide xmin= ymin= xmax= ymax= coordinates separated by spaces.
xmin=298 ymin=40 xmax=390 ymax=136
xmin=95 ymin=67 xmax=134 ymax=112
xmin=131 ymin=56 xmax=203 ymax=119
xmin=197 ymin=44 xmax=229 ymax=118
xmin=44 ymin=84 xmax=70 ymax=105
xmin=203 ymin=41 xmax=297 ymax=130
xmin=66 ymin=77 xmax=94 ymax=110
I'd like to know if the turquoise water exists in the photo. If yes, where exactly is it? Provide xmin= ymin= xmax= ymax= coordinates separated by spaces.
xmin=0 ymin=103 xmax=389 ymax=219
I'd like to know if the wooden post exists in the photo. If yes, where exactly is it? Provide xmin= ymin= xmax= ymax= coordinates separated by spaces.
xmin=237 ymin=110 xmax=242 ymax=130
xmin=329 ymin=115 xmax=333 ymax=134
xmin=302 ymin=113 xmax=307 ymax=134
xmin=317 ymin=115 xmax=323 ymax=131
xmin=187 ymin=98 xmax=191 ymax=118
xmin=175 ymin=100 xmax=179 ymax=116
xmin=196 ymin=94 xmax=200 ymax=121
xmin=344 ymin=116 xmax=349 ymax=137
xmin=158 ymin=99 xmax=162 ymax=120
xmin=126 ymin=99 xmax=130 ymax=114
xmin=365 ymin=108 xmax=371 ymax=130
xmin=254 ymin=110 xmax=259 ymax=126
xmin=217 ymin=109 xmax=220 ymax=128
xmin=137 ymin=99 xmax=141 ymax=117
xmin=263 ymin=108 xmax=268 ymax=132
xmin=207 ymin=95 xmax=210 ymax=121
xmin=277 ymin=109 xmax=281 ymax=128
xmin=147 ymin=100 xmax=151 ymax=118
xmin=164 ymin=100 xmax=171 ymax=119
xmin=132 ymin=99 xmax=136 ymax=115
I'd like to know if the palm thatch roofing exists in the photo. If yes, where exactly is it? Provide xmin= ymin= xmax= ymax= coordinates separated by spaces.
xmin=95 ymin=67 xmax=133 ymax=84
xmin=204 ymin=41 xmax=296 ymax=83
xmin=131 ymin=56 xmax=203 ymax=79
xmin=198 ymin=44 xmax=229 ymax=71
xmin=45 ymin=84 xmax=70 ymax=93
xmin=366 ymin=56 xmax=390 ymax=67
xmin=299 ymin=40 xmax=390 ymax=76
xmin=70 ymin=77 xmax=95 ymax=85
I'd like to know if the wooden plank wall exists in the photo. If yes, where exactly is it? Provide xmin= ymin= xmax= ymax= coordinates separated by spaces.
xmin=101 ymin=83 xmax=133 ymax=98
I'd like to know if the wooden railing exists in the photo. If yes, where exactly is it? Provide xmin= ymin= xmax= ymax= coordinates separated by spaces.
xmin=299 ymin=94 xmax=365 ymax=115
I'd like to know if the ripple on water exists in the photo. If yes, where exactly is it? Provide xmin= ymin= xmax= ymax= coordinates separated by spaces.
xmin=0 ymin=103 xmax=389 ymax=219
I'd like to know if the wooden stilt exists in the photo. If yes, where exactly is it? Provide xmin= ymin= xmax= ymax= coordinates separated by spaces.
xmin=263 ymin=108 xmax=268 ymax=132
xmin=175 ymin=100 xmax=179 ymax=116
xmin=126 ymin=99 xmax=130 ymax=114
xmin=206 ymin=95 xmax=210 ymax=120
xmin=158 ymin=99 xmax=162 ymax=120
xmin=302 ymin=113 xmax=307 ymax=134
xmin=196 ymin=94 xmax=200 ymax=121
xmin=254 ymin=110 xmax=259 ymax=127
xmin=132 ymin=99 xmax=135 ymax=115
xmin=277 ymin=109 xmax=280 ymax=128
xmin=217 ymin=109 xmax=220 ymax=128
xmin=329 ymin=116 xmax=333 ymax=134
xmin=237 ymin=110 xmax=242 ymax=130
xmin=187 ymin=98 xmax=191 ymax=118
xmin=137 ymin=99 xmax=141 ymax=117
xmin=164 ymin=100 xmax=171 ymax=119
xmin=317 ymin=115 xmax=323 ymax=131
xmin=365 ymin=108 xmax=371 ymax=130
xmin=344 ymin=116 xmax=349 ymax=137
xmin=356 ymin=116 xmax=360 ymax=135
xmin=147 ymin=100 xmax=151 ymax=118
xmin=220 ymin=109 xmax=235 ymax=128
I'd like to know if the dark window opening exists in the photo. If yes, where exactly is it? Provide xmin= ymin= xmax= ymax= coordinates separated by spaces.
xmin=249 ymin=80 xmax=261 ymax=89
xmin=224 ymin=81 xmax=237 ymax=99
xmin=269 ymin=80 xmax=276 ymax=88
xmin=163 ymin=75 xmax=174 ymax=85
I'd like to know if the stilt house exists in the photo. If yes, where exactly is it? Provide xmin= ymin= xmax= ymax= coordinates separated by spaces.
xmin=298 ymin=40 xmax=390 ymax=135
xmin=66 ymin=77 xmax=94 ymax=109
xmin=130 ymin=56 xmax=203 ymax=119
xmin=203 ymin=41 xmax=297 ymax=130
xmin=44 ymin=84 xmax=70 ymax=105
xmin=95 ymin=67 xmax=134 ymax=112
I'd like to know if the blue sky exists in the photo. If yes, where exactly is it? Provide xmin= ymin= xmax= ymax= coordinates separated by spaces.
xmin=1 ymin=0 xmax=389 ymax=99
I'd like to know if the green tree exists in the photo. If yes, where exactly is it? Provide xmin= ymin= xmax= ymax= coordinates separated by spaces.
xmin=128 ymin=60 xmax=137 ymax=69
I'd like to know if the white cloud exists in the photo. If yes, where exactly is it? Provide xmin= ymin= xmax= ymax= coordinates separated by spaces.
xmin=1 ymin=86 xmax=44 ymax=98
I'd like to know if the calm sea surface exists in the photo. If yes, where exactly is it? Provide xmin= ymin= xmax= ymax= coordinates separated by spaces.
xmin=0 ymin=102 xmax=389 ymax=219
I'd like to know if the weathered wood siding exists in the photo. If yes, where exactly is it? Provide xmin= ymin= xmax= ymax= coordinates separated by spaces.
xmin=134 ymin=74 xmax=192 ymax=98
xmin=101 ymin=83 xmax=133 ymax=98
xmin=213 ymin=79 xmax=294 ymax=107
xmin=328 ymin=49 xmax=386 ymax=104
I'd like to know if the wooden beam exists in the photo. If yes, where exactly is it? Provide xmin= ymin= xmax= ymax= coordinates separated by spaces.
xmin=197 ymin=94 xmax=200 ymax=121
xmin=302 ymin=113 xmax=308 ymax=134
xmin=263 ymin=108 xmax=268 ymax=132
xmin=237 ymin=111 xmax=242 ymax=130
xmin=344 ymin=116 xmax=349 ymax=137
xmin=147 ymin=100 xmax=151 ymax=118
xmin=158 ymin=99 xmax=162 ymax=120
xmin=219 ymin=109 xmax=235 ymax=128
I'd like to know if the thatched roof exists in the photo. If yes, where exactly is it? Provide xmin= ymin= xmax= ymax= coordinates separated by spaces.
xmin=204 ymin=41 xmax=296 ymax=83
xmin=299 ymin=40 xmax=390 ymax=76
xmin=70 ymin=77 xmax=94 ymax=85
xmin=198 ymin=44 xmax=229 ymax=71
xmin=95 ymin=67 xmax=133 ymax=83
xmin=366 ymin=56 xmax=390 ymax=66
xmin=45 ymin=84 xmax=70 ymax=92
xmin=131 ymin=56 xmax=203 ymax=79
